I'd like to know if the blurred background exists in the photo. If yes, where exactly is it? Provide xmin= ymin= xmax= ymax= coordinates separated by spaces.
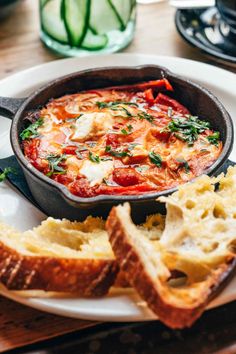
xmin=0 ymin=0 xmax=228 ymax=80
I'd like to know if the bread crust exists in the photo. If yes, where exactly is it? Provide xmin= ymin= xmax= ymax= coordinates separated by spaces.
xmin=0 ymin=241 xmax=118 ymax=296
xmin=106 ymin=205 xmax=236 ymax=328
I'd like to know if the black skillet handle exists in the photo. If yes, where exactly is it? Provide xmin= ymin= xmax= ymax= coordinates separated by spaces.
xmin=217 ymin=159 xmax=236 ymax=175
xmin=0 ymin=96 xmax=26 ymax=119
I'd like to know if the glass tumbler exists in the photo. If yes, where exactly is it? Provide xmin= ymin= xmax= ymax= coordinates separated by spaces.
xmin=39 ymin=0 xmax=136 ymax=56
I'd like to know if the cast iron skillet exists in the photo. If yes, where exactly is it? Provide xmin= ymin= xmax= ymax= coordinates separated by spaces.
xmin=0 ymin=65 xmax=234 ymax=222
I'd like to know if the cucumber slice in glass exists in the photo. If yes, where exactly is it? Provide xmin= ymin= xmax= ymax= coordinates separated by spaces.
xmin=61 ymin=0 xmax=91 ymax=47
xmin=40 ymin=0 xmax=51 ymax=8
xmin=81 ymin=28 xmax=108 ymax=50
xmin=109 ymin=0 xmax=132 ymax=30
xmin=89 ymin=0 xmax=122 ymax=35
xmin=112 ymin=0 xmax=133 ymax=27
xmin=40 ymin=0 xmax=68 ymax=43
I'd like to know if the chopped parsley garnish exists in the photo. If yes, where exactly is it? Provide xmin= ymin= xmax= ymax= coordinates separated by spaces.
xmin=138 ymin=112 xmax=154 ymax=123
xmin=121 ymin=106 xmax=133 ymax=117
xmin=176 ymin=158 xmax=190 ymax=173
xmin=127 ymin=124 xmax=133 ymax=131
xmin=20 ymin=118 xmax=44 ymax=140
xmin=121 ymin=124 xmax=133 ymax=135
xmin=0 ymin=167 xmax=17 ymax=182
xmin=46 ymin=154 xmax=66 ymax=177
xmin=97 ymin=101 xmax=135 ymax=118
xmin=165 ymin=115 xmax=210 ymax=146
xmin=121 ymin=129 xmax=128 ymax=135
xmin=96 ymin=101 xmax=138 ymax=109
xmin=149 ymin=152 xmax=162 ymax=167
xmin=105 ymin=145 xmax=132 ymax=158
xmin=89 ymin=152 xmax=100 ymax=163
xmin=207 ymin=132 xmax=220 ymax=146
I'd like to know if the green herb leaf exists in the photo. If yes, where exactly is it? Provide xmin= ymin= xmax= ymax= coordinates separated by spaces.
xmin=121 ymin=129 xmax=128 ymax=135
xmin=97 ymin=101 xmax=135 ymax=118
xmin=105 ymin=145 xmax=132 ymax=158
xmin=149 ymin=152 xmax=162 ymax=167
xmin=46 ymin=154 xmax=66 ymax=177
xmin=138 ymin=112 xmax=154 ymax=123
xmin=121 ymin=124 xmax=134 ymax=135
xmin=0 ymin=167 xmax=17 ymax=182
xmin=20 ymin=118 xmax=44 ymax=140
xmin=166 ymin=115 xmax=210 ymax=146
xmin=207 ymin=132 xmax=220 ymax=146
xmin=121 ymin=106 xmax=132 ymax=117
xmin=127 ymin=124 xmax=133 ymax=131
xmin=101 ymin=156 xmax=113 ymax=161
xmin=176 ymin=158 xmax=190 ymax=173
xmin=96 ymin=101 xmax=138 ymax=109
xmin=89 ymin=152 xmax=100 ymax=163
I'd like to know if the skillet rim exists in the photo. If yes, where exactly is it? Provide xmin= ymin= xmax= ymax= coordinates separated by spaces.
xmin=10 ymin=64 xmax=234 ymax=206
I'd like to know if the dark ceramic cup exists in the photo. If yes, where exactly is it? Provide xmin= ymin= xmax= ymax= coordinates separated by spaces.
xmin=216 ymin=0 xmax=236 ymax=33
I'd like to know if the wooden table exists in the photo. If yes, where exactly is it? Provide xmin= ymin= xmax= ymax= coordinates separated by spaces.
xmin=0 ymin=1 xmax=235 ymax=353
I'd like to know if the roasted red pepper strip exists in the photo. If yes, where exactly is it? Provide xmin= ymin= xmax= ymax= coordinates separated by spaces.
xmin=85 ymin=90 xmax=103 ymax=97
xmin=144 ymin=89 xmax=154 ymax=105
xmin=62 ymin=145 xmax=78 ymax=155
xmin=155 ymin=93 xmax=190 ymax=115
xmin=103 ymin=79 xmax=173 ymax=92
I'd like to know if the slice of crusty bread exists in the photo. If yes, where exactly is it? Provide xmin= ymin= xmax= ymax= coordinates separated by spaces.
xmin=0 ymin=216 xmax=118 ymax=296
xmin=106 ymin=167 xmax=236 ymax=328
xmin=0 ymin=212 xmax=164 ymax=295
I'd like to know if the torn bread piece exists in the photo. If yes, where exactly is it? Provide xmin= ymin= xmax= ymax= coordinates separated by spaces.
xmin=0 ymin=217 xmax=118 ymax=296
xmin=114 ymin=214 xmax=165 ymax=288
xmin=106 ymin=167 xmax=236 ymax=328
xmin=0 ymin=214 xmax=164 ymax=295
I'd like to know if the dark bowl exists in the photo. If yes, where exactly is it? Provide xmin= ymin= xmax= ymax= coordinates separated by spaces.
xmin=0 ymin=0 xmax=21 ymax=19
xmin=3 ymin=65 xmax=233 ymax=222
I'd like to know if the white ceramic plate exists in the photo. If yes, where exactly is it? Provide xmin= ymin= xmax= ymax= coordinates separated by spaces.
xmin=0 ymin=54 xmax=236 ymax=321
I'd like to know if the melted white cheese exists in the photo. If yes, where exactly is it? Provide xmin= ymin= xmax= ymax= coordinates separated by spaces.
xmin=79 ymin=160 xmax=114 ymax=187
xmin=71 ymin=112 xmax=114 ymax=141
